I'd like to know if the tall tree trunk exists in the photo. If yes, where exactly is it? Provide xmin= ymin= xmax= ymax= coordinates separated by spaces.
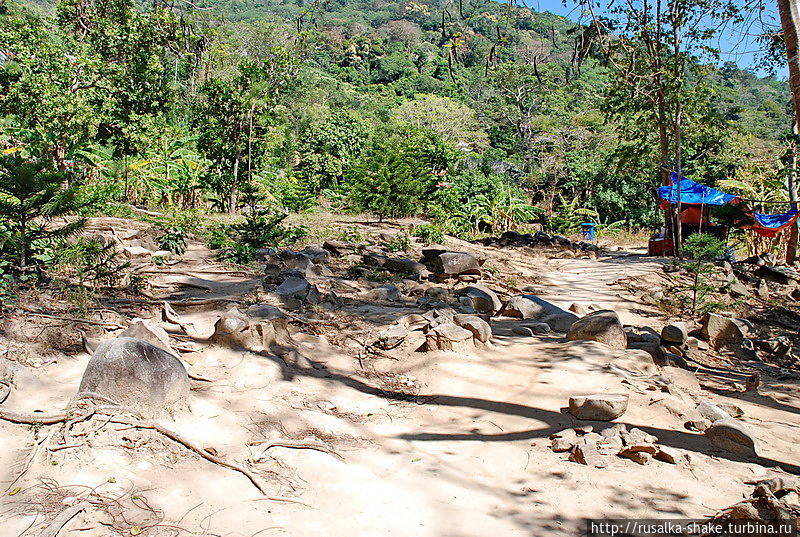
xmin=788 ymin=131 xmax=798 ymax=263
xmin=777 ymin=0 xmax=800 ymax=263
xmin=229 ymin=152 xmax=240 ymax=215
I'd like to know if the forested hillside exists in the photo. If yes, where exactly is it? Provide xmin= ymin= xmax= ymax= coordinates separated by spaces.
xmin=0 ymin=0 xmax=793 ymax=251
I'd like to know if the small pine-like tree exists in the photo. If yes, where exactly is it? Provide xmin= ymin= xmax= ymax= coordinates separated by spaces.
xmin=682 ymin=233 xmax=727 ymax=314
xmin=0 ymin=151 xmax=86 ymax=269
xmin=348 ymin=143 xmax=426 ymax=222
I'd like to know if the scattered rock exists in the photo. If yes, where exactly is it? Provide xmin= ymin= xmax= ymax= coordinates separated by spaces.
xmin=697 ymin=401 xmax=733 ymax=423
xmin=685 ymin=418 xmax=712 ymax=432
xmin=705 ymin=418 xmax=760 ymax=457
xmin=568 ymin=393 xmax=629 ymax=421
xmin=619 ymin=450 xmax=653 ymax=465
xmin=453 ymin=314 xmax=492 ymax=343
xmin=566 ymin=310 xmax=626 ymax=350
xmin=661 ymin=322 xmax=688 ymax=345
xmin=758 ymin=265 xmax=800 ymax=286
xmin=568 ymin=303 xmax=589 ymax=315
xmin=568 ymin=443 xmax=607 ymax=467
xmin=384 ymin=257 xmax=426 ymax=275
xmin=654 ymin=446 xmax=682 ymax=464
xmin=211 ymin=308 xmax=290 ymax=352
xmin=422 ymin=249 xmax=481 ymax=276
xmin=118 ymin=318 xmax=176 ymax=355
xmin=512 ymin=326 xmax=534 ymax=337
xmin=700 ymin=313 xmax=746 ymax=347
xmin=425 ymin=323 xmax=474 ymax=352
xmin=756 ymin=279 xmax=770 ymax=299
xmin=364 ymin=284 xmax=402 ymax=301
xmin=376 ymin=324 xmax=407 ymax=350
xmin=456 ymin=284 xmax=502 ymax=314
xmin=122 ymin=245 xmax=153 ymax=258
xmin=549 ymin=428 xmax=579 ymax=452
xmin=78 ymin=337 xmax=189 ymax=418
xmin=275 ymin=275 xmax=320 ymax=305
xmin=322 ymin=240 xmax=356 ymax=256
xmin=499 ymin=296 xmax=579 ymax=332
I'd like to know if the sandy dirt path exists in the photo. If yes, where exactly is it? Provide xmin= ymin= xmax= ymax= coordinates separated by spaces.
xmin=1 ymin=245 xmax=798 ymax=537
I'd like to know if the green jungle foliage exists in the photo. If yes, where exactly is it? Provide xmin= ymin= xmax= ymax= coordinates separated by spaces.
xmin=0 ymin=0 xmax=794 ymax=260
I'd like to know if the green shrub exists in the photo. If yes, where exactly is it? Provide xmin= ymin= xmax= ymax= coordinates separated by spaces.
xmin=157 ymin=227 xmax=188 ymax=255
xmin=50 ymin=237 xmax=129 ymax=287
xmin=412 ymin=224 xmax=445 ymax=245
xmin=385 ymin=231 xmax=411 ymax=252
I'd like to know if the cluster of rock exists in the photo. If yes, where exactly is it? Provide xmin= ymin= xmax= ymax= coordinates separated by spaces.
xmin=478 ymin=230 xmax=600 ymax=254
xmin=375 ymin=310 xmax=493 ymax=352
xmin=550 ymin=422 xmax=681 ymax=468
xmin=262 ymin=247 xmax=340 ymax=309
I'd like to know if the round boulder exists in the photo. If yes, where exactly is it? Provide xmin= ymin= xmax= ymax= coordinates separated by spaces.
xmin=79 ymin=337 xmax=189 ymax=417
xmin=566 ymin=310 xmax=626 ymax=350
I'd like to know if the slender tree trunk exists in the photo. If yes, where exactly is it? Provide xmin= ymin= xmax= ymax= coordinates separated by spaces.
xmin=19 ymin=217 xmax=27 ymax=269
xmin=788 ymin=133 xmax=799 ymax=263
xmin=777 ymin=0 xmax=800 ymax=263
xmin=229 ymin=152 xmax=240 ymax=215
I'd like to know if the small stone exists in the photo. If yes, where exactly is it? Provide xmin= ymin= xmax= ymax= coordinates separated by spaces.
xmin=684 ymin=418 xmax=712 ymax=432
xmin=619 ymin=450 xmax=652 ymax=465
xmin=376 ymin=324 xmax=407 ymax=350
xmin=568 ymin=393 xmax=629 ymax=421
xmin=512 ymin=326 xmax=534 ymax=337
xmin=568 ymin=443 xmax=607 ymax=468
xmin=549 ymin=428 xmax=578 ymax=452
xmin=425 ymin=323 xmax=474 ymax=352
xmin=453 ymin=314 xmax=492 ymax=343
xmin=654 ymin=446 xmax=682 ymax=464
xmin=697 ymin=401 xmax=733 ymax=423
xmin=568 ymin=303 xmax=589 ymax=315
xmin=364 ymin=284 xmax=402 ymax=301
xmin=756 ymin=279 xmax=770 ymax=298
xmin=384 ymin=257 xmax=426 ymax=274
xmin=661 ymin=322 xmax=688 ymax=345
xmin=619 ymin=443 xmax=658 ymax=455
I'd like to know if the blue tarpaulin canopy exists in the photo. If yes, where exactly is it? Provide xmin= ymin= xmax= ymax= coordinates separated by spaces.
xmin=658 ymin=172 xmax=800 ymax=238
xmin=658 ymin=173 xmax=737 ymax=206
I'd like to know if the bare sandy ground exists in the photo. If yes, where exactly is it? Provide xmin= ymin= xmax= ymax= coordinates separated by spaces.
xmin=0 ymin=222 xmax=798 ymax=537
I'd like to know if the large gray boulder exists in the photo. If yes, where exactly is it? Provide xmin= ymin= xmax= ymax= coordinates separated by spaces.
xmin=79 ymin=337 xmax=189 ymax=417
xmin=422 ymin=249 xmax=481 ymax=276
xmin=456 ymin=284 xmax=502 ymax=314
xmin=568 ymin=393 xmax=629 ymax=421
xmin=566 ymin=310 xmax=626 ymax=350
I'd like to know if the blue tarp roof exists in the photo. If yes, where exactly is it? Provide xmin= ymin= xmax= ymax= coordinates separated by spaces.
xmin=657 ymin=173 xmax=738 ymax=205
xmin=658 ymin=172 xmax=800 ymax=236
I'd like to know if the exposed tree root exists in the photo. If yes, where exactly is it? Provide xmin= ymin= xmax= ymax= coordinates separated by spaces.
xmin=258 ymin=439 xmax=345 ymax=462
xmin=37 ymin=501 xmax=90 ymax=537
xmin=105 ymin=416 xmax=303 ymax=503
